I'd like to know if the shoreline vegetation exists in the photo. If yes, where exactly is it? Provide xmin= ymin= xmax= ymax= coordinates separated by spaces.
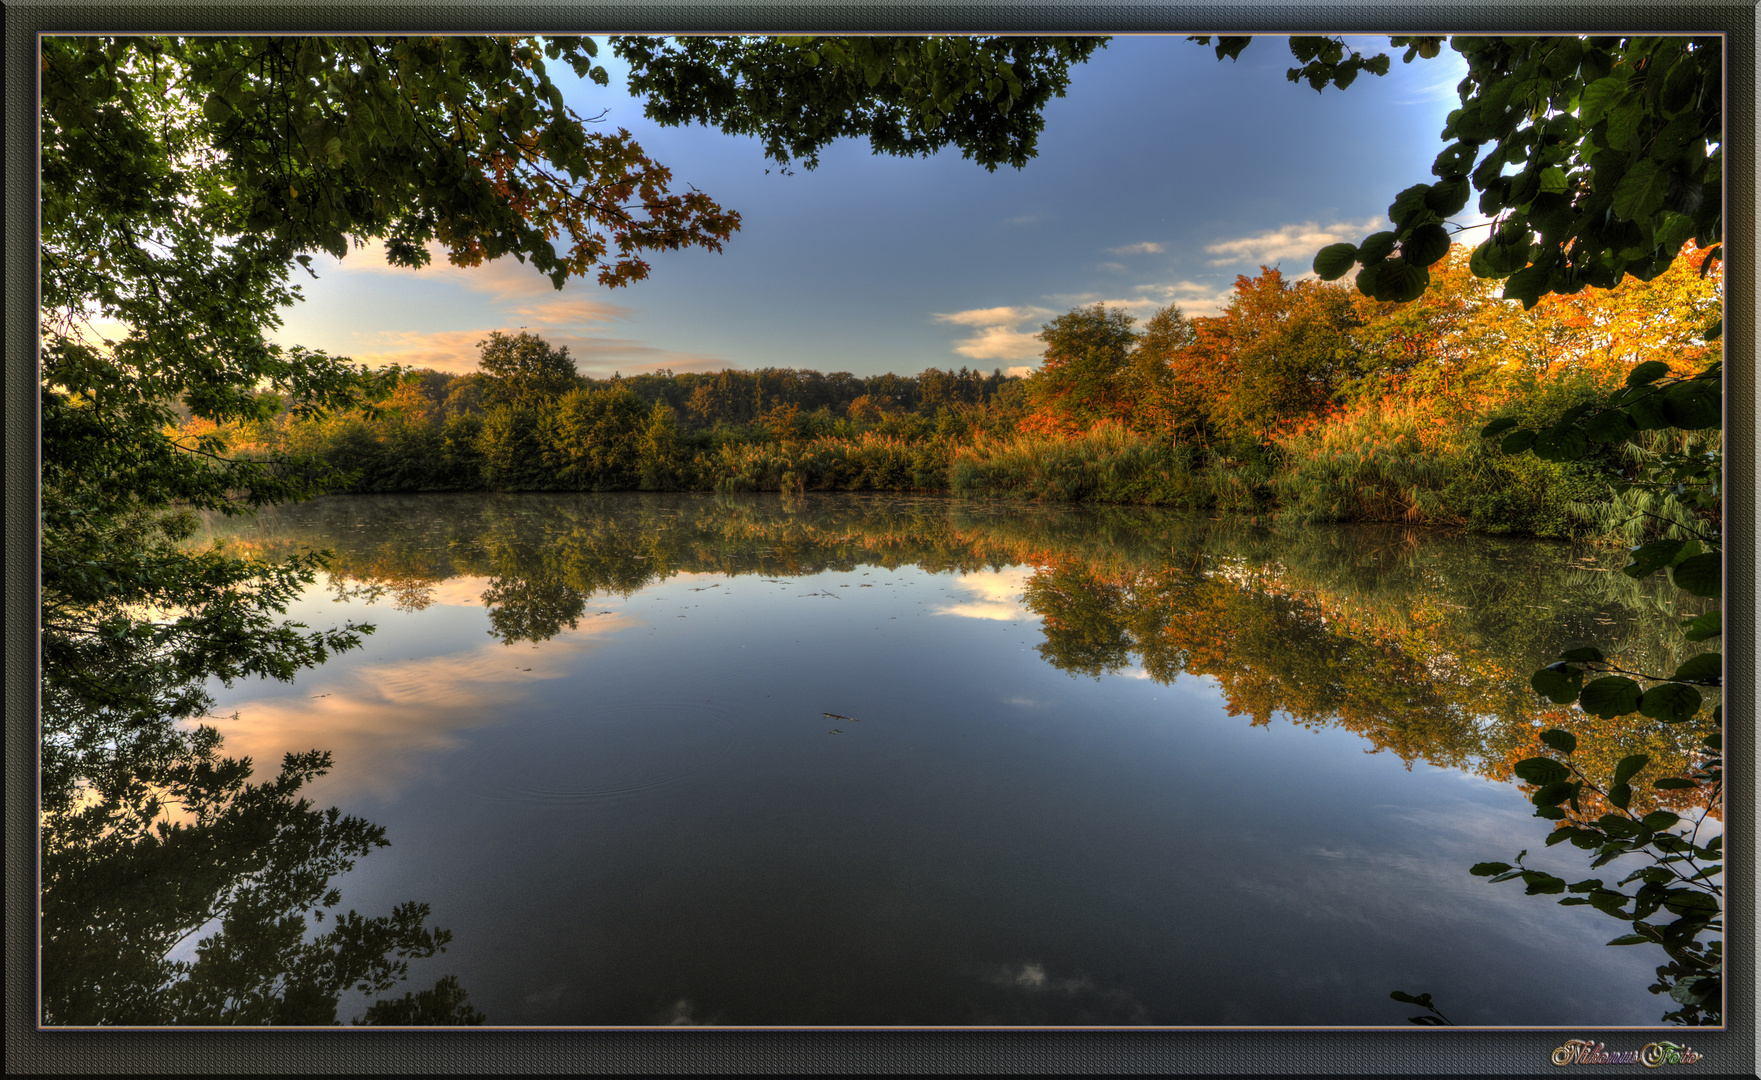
xmin=183 ymin=248 xmax=1722 ymax=545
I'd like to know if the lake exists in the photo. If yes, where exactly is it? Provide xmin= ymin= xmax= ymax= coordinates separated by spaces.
xmin=185 ymin=491 xmax=1717 ymax=1026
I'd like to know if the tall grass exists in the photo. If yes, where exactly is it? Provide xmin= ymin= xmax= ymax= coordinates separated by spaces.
xmin=1269 ymin=399 xmax=1471 ymax=525
xmin=950 ymin=422 xmax=1212 ymax=506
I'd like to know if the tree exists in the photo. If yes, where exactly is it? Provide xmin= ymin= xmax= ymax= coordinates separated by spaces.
xmin=1020 ymin=304 xmax=1139 ymax=435
xmin=1194 ymin=36 xmax=1723 ymax=309
xmin=540 ymin=383 xmax=652 ymax=489
xmin=1118 ymin=305 xmax=1198 ymax=442
xmin=1206 ymin=269 xmax=1367 ymax=444
xmin=477 ymin=330 xmax=581 ymax=409
xmin=612 ymin=36 xmax=1107 ymax=173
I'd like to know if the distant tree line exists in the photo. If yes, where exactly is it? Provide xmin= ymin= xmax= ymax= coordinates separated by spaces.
xmin=196 ymin=243 xmax=1719 ymax=542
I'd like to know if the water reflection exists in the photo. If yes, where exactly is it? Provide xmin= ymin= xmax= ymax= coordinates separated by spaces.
xmin=41 ymin=747 xmax=483 ymax=1026
xmin=183 ymin=492 xmax=1720 ymax=1024
xmin=202 ymin=492 xmax=1716 ymax=820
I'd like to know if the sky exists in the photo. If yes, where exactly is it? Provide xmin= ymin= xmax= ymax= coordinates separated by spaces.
xmin=272 ymin=35 xmax=1478 ymax=381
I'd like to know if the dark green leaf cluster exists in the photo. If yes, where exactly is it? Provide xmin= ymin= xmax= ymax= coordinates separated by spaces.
xmin=1477 ymin=725 xmax=1722 ymax=1023
xmin=1195 ymin=36 xmax=1722 ymax=305
xmin=612 ymin=36 xmax=1105 ymax=172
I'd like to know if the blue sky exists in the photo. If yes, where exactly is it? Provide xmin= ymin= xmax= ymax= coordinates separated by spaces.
xmin=272 ymin=36 xmax=1476 ymax=380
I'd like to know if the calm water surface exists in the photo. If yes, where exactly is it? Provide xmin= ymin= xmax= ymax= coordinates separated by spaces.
xmin=192 ymin=492 xmax=1714 ymax=1026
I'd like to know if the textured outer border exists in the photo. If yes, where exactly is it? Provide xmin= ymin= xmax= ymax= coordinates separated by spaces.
xmin=5 ymin=2 xmax=1753 ymax=1074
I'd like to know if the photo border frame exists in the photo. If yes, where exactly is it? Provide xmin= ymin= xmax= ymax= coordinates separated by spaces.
xmin=6 ymin=2 xmax=1753 ymax=1073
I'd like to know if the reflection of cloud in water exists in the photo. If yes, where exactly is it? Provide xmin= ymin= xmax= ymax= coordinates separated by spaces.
xmin=426 ymin=575 xmax=501 ymax=608
xmin=931 ymin=568 xmax=1037 ymax=622
xmin=205 ymin=614 xmax=639 ymax=802
xmin=985 ymin=962 xmax=1150 ymax=1024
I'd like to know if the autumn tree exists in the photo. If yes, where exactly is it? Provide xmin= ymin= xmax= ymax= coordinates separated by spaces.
xmin=1113 ymin=305 xmax=1198 ymax=442
xmin=1020 ymin=304 xmax=1139 ymax=435
xmin=1175 ymin=269 xmax=1368 ymax=446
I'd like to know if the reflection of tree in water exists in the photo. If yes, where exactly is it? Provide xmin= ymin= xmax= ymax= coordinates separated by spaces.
xmin=215 ymin=493 xmax=1714 ymax=816
xmin=42 ymin=742 xmax=484 ymax=1026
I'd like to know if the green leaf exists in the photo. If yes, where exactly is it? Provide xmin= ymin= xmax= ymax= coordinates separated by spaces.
xmin=1582 ymin=407 xmax=1637 ymax=443
xmin=1503 ymin=263 xmax=1551 ymax=308
xmin=1606 ymin=100 xmax=1645 ymax=150
xmin=1423 ymin=176 xmax=1471 ymax=216
xmin=1576 ymin=76 xmax=1626 ymax=124
xmin=1660 ymin=378 xmax=1721 ymax=429
xmin=1403 ymin=223 xmax=1451 ymax=266
xmin=1661 ymin=891 xmax=1719 ymax=914
xmin=1469 ymin=862 xmax=1513 ymax=877
xmin=1606 ymin=934 xmax=1652 ymax=946
xmin=1669 ymin=554 xmax=1720 ymax=598
xmin=1374 ymin=259 xmax=1430 ymax=303
xmin=1532 ymin=424 xmax=1589 ymax=461
xmin=1652 ymin=777 xmax=1697 ymax=790
xmin=1499 ymin=429 xmax=1536 ymax=454
xmin=1559 ymin=647 xmax=1603 ymax=663
xmin=1624 ymin=388 xmax=1670 ymax=430
xmin=1607 ymin=782 xmax=1633 ymax=809
xmin=1625 ymin=360 xmax=1672 ymax=386
xmin=1539 ymin=728 xmax=1578 ymax=754
xmin=1312 ymin=243 xmax=1360 ymax=281
xmin=1680 ymin=610 xmax=1720 ymax=642
xmin=1387 ymin=184 xmax=1432 ymax=227
xmin=1578 ymin=676 xmax=1642 ymax=718
xmin=1521 ymin=871 xmax=1566 ymax=895
xmin=1480 ymin=417 xmax=1519 ymax=438
xmin=1613 ymin=753 xmax=1650 ymax=787
xmin=1533 ymin=781 xmax=1576 ymax=807
xmin=1622 ymin=537 xmax=1684 ymax=579
xmin=1513 ymin=756 xmax=1571 ymax=785
xmin=1638 ymin=682 xmax=1702 ymax=723
xmin=1357 ymin=231 xmax=1398 ymax=262
xmin=1611 ymin=158 xmax=1670 ymax=220
xmin=1670 ymin=652 xmax=1721 ymax=684
xmin=1641 ymin=810 xmax=1680 ymax=831
xmin=1531 ymin=662 xmax=1582 ymax=704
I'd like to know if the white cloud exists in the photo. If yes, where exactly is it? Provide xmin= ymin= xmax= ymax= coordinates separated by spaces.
xmin=1004 ymin=366 xmax=1034 ymax=379
xmin=350 ymin=326 xmax=731 ymax=378
xmin=931 ymin=568 xmax=1038 ymax=622
xmin=1047 ymin=278 xmax=1236 ymax=319
xmin=1002 ymin=211 xmax=1045 ymax=227
xmin=933 ymin=305 xmax=1050 ymax=328
xmin=331 ymin=240 xmax=568 ymax=301
xmin=1095 ymin=261 xmax=1129 ymax=274
xmin=1105 ymin=241 xmax=1166 ymax=256
xmin=932 ymin=305 xmax=1056 ymax=362
xmin=1203 ymin=217 xmax=1384 ymax=267
xmin=204 ymin=607 xmax=640 ymax=801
